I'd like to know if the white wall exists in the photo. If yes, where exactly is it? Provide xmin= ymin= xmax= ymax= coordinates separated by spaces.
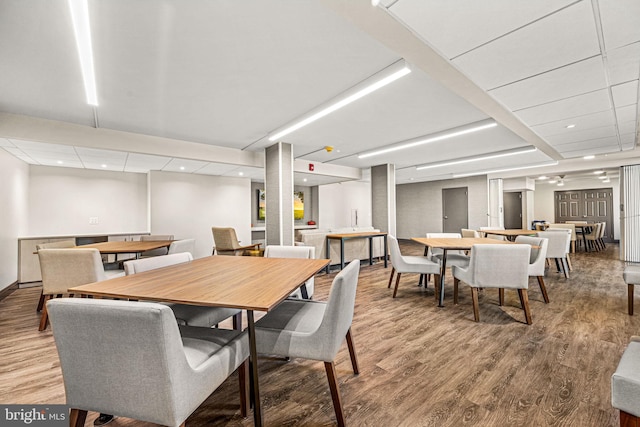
xmin=396 ymin=176 xmax=489 ymax=239
xmin=28 ymin=166 xmax=147 ymax=236
xmin=0 ymin=150 xmax=29 ymax=290
xmin=150 ymin=171 xmax=251 ymax=258
xmin=318 ymin=181 xmax=372 ymax=229
xmin=534 ymin=177 xmax=620 ymax=239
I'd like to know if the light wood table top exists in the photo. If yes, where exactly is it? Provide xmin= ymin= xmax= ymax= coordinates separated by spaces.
xmin=69 ymin=255 xmax=330 ymax=312
xmin=325 ymin=231 xmax=388 ymax=239
xmin=78 ymin=240 xmax=173 ymax=254
xmin=480 ymin=229 xmax=537 ymax=238
xmin=411 ymin=237 xmax=515 ymax=250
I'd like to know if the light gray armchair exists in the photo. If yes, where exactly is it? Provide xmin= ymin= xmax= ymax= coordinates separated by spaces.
xmin=514 ymin=235 xmax=550 ymax=303
xmin=452 ymin=244 xmax=532 ymax=324
xmin=37 ymin=248 xmax=106 ymax=331
xmin=124 ymin=253 xmax=241 ymax=329
xmin=537 ymin=230 xmax=572 ymax=278
xmin=35 ymin=240 xmax=76 ymax=312
xmin=168 ymin=238 xmax=196 ymax=256
xmin=254 ymin=260 xmax=361 ymax=427
xmin=47 ymin=298 xmax=250 ymax=427
xmin=612 ymin=336 xmax=640 ymax=425
xmin=264 ymin=245 xmax=315 ymax=299
xmin=388 ymin=235 xmax=440 ymax=298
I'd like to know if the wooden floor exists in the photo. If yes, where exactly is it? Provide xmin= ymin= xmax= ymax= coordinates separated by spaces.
xmin=1 ymin=240 xmax=636 ymax=426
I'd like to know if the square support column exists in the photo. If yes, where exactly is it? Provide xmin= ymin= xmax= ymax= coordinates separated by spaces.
xmin=265 ymin=142 xmax=294 ymax=246
xmin=371 ymin=164 xmax=396 ymax=236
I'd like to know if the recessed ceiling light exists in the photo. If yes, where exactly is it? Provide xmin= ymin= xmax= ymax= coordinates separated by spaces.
xmin=557 ymin=181 xmax=565 ymax=186
xmin=538 ymin=175 xmax=548 ymax=180
xmin=101 ymin=164 xmax=107 ymax=168
xmin=549 ymin=179 xmax=557 ymax=184
xmin=371 ymin=0 xmax=381 ymax=6
xmin=583 ymin=155 xmax=595 ymax=160
xmin=566 ymin=124 xmax=576 ymax=129
xmin=593 ymin=170 xmax=604 ymax=174
xmin=238 ymin=171 xmax=244 ymax=176
xmin=603 ymin=179 xmax=611 ymax=183
xmin=68 ymin=0 xmax=98 ymax=105
xmin=179 ymin=166 xmax=185 ymax=170
xmin=303 ymin=178 xmax=307 ymax=182
xmin=598 ymin=175 xmax=607 ymax=180
xmin=416 ymin=146 xmax=536 ymax=171
xmin=57 ymin=160 xmax=63 ymax=165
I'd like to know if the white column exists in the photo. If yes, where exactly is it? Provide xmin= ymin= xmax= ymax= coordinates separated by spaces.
xmin=621 ymin=165 xmax=640 ymax=262
xmin=265 ymin=142 xmax=294 ymax=246
xmin=488 ymin=178 xmax=504 ymax=228
xmin=371 ymin=164 xmax=396 ymax=236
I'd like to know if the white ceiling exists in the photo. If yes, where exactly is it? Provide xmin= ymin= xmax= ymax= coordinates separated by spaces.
xmin=0 ymin=0 xmax=638 ymax=186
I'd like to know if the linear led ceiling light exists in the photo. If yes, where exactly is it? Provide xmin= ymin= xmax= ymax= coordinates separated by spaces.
xmin=416 ymin=146 xmax=537 ymax=171
xmin=268 ymin=60 xmax=411 ymax=142
xmin=451 ymin=160 xmax=559 ymax=178
xmin=358 ymin=119 xmax=497 ymax=159
xmin=68 ymin=0 xmax=98 ymax=106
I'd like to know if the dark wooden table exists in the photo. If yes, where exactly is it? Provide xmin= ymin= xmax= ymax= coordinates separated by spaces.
xmin=325 ymin=231 xmax=387 ymax=273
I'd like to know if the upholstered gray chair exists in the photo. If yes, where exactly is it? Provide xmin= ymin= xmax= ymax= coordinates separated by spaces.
xmin=425 ymin=232 xmax=470 ymax=270
xmin=264 ymin=245 xmax=316 ymax=299
xmin=124 ymin=253 xmax=241 ymax=329
xmin=212 ymin=227 xmax=260 ymax=255
xmin=140 ymin=234 xmax=174 ymax=257
xmin=168 ymin=238 xmax=196 ymax=256
xmin=623 ymin=265 xmax=640 ymax=315
xmin=35 ymin=240 xmax=76 ymax=312
xmin=254 ymin=260 xmax=360 ymax=427
xmin=514 ymin=235 xmax=550 ymax=303
xmin=585 ymin=222 xmax=603 ymax=251
xmin=461 ymin=228 xmax=480 ymax=238
xmin=47 ymin=298 xmax=250 ymax=427
xmin=37 ymin=248 xmax=106 ymax=331
xmin=452 ymin=244 xmax=532 ymax=324
xmin=388 ymin=235 xmax=440 ymax=298
xmin=612 ymin=337 xmax=640 ymax=425
xmin=537 ymin=230 xmax=572 ymax=278
xmin=479 ymin=226 xmax=507 ymax=240
xmin=547 ymin=223 xmax=576 ymax=253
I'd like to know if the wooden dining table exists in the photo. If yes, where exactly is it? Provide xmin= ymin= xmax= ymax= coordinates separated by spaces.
xmin=480 ymin=229 xmax=537 ymax=241
xmin=78 ymin=240 xmax=174 ymax=258
xmin=412 ymin=237 xmax=515 ymax=307
xmin=68 ymin=255 xmax=330 ymax=427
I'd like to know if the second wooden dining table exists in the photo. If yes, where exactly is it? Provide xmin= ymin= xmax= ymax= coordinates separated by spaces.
xmin=412 ymin=237 xmax=515 ymax=307
xmin=68 ymin=255 xmax=330 ymax=427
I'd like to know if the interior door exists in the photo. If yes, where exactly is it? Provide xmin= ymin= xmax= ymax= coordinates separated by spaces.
xmin=555 ymin=188 xmax=614 ymax=242
xmin=503 ymin=192 xmax=522 ymax=229
xmin=442 ymin=187 xmax=468 ymax=233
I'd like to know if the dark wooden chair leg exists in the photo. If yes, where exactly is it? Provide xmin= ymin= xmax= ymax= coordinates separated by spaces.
xmin=387 ymin=267 xmax=395 ymax=289
xmin=498 ymin=288 xmax=505 ymax=306
xmin=392 ymin=273 xmax=402 ymax=298
xmin=518 ymin=289 xmax=532 ymax=325
xmin=562 ymin=258 xmax=570 ymax=279
xmin=346 ymin=328 xmax=359 ymax=374
xmin=629 ymin=284 xmax=635 ymax=315
xmin=471 ymin=288 xmax=480 ymax=322
xmin=566 ymin=254 xmax=573 ymax=271
xmin=69 ymin=409 xmax=87 ymax=427
xmin=238 ymin=359 xmax=250 ymax=417
xmin=233 ymin=312 xmax=242 ymax=330
xmin=36 ymin=290 xmax=45 ymax=312
xmin=38 ymin=296 xmax=51 ymax=331
xmin=537 ymin=276 xmax=550 ymax=303
xmin=453 ymin=278 xmax=459 ymax=304
xmin=324 ymin=361 xmax=346 ymax=427
xmin=620 ymin=410 xmax=640 ymax=427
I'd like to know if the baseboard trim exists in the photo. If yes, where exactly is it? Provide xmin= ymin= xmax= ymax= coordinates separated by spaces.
xmin=0 ymin=282 xmax=19 ymax=302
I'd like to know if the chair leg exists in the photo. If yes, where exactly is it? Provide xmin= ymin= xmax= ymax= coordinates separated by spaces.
xmin=38 ymin=295 xmax=51 ymax=331
xmin=324 ymin=361 xmax=346 ymax=427
xmin=554 ymin=258 xmax=561 ymax=272
xmin=537 ymin=276 xmax=550 ymax=303
xmin=238 ymin=360 xmax=250 ymax=417
xmin=562 ymin=258 xmax=570 ymax=279
xmin=69 ymin=409 xmax=87 ymax=427
xmin=518 ymin=289 xmax=532 ymax=325
xmin=566 ymin=254 xmax=573 ymax=271
xmin=36 ymin=290 xmax=45 ymax=312
xmin=498 ymin=289 xmax=504 ymax=306
xmin=387 ymin=267 xmax=395 ymax=289
xmin=392 ymin=273 xmax=402 ymax=298
xmin=629 ymin=284 xmax=635 ymax=315
xmin=346 ymin=328 xmax=359 ymax=375
xmin=620 ymin=410 xmax=640 ymax=427
xmin=453 ymin=278 xmax=459 ymax=304
xmin=470 ymin=288 xmax=480 ymax=322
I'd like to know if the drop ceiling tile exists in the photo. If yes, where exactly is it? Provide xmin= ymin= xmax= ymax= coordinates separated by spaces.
xmin=532 ymin=110 xmax=615 ymax=137
xmin=619 ymin=120 xmax=637 ymax=135
xmin=3 ymin=147 xmax=38 ymax=164
xmin=545 ymin=125 xmax=617 ymax=145
xmin=554 ymin=135 xmax=619 ymax=153
xmin=598 ymin=0 xmax=640 ymax=51
xmin=617 ymin=104 xmax=638 ymax=123
xmin=37 ymin=159 xmax=85 ymax=169
xmin=452 ymin=1 xmax=600 ymax=89
xmin=9 ymin=139 xmax=76 ymax=154
xmin=388 ymin=0 xmax=575 ymax=59
xmin=0 ymin=138 xmax=15 ymax=147
xmin=81 ymin=163 xmax=125 ymax=172
xmin=621 ymin=133 xmax=636 ymax=146
xmin=606 ymin=43 xmax=640 ymax=85
xmin=559 ymin=144 xmax=621 ymax=159
xmin=611 ymin=80 xmax=639 ymax=108
xmin=222 ymin=166 xmax=264 ymax=180
xmin=75 ymin=147 xmax=129 ymax=161
xmin=196 ymin=163 xmax=240 ymax=176
xmin=489 ymin=56 xmax=607 ymax=111
xmin=516 ymin=89 xmax=611 ymax=126
xmin=124 ymin=153 xmax=171 ymax=173
xmin=23 ymin=149 xmax=81 ymax=163
xmin=162 ymin=158 xmax=208 ymax=173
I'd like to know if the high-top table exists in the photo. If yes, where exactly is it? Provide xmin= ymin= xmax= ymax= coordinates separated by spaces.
xmin=325 ymin=231 xmax=388 ymax=273
xmin=69 ymin=255 xmax=329 ymax=427
xmin=412 ymin=237 xmax=515 ymax=307
xmin=480 ymin=229 xmax=537 ymax=241
xmin=78 ymin=240 xmax=174 ymax=258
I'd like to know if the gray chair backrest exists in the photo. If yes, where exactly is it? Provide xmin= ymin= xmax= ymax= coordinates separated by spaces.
xmin=141 ymin=235 xmax=174 ymax=241
xmin=426 ymin=232 xmax=464 ymax=256
xmin=168 ymin=239 xmax=195 ymax=256
xmin=47 ymin=298 xmax=199 ymax=426
xmin=388 ymin=235 xmax=406 ymax=271
xmin=515 ymin=235 xmax=549 ymax=276
xmin=124 ymin=252 xmax=193 ymax=275
xmin=38 ymin=249 xmax=106 ymax=295
xmin=548 ymin=223 xmax=576 ymax=240
xmin=461 ymin=228 xmax=480 ymax=238
xmin=537 ymin=231 xmax=570 ymax=258
xmin=466 ymin=244 xmax=530 ymax=289
xmin=36 ymin=240 xmax=76 ymax=250
xmin=264 ymin=245 xmax=315 ymax=296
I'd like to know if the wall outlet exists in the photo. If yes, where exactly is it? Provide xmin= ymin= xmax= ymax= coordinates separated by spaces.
xmin=89 ymin=217 xmax=99 ymax=225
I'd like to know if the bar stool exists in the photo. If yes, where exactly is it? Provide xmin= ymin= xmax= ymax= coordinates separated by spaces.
xmin=624 ymin=265 xmax=640 ymax=315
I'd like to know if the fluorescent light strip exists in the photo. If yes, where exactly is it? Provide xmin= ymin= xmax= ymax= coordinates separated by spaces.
xmin=268 ymin=61 xmax=411 ymax=141
xmin=416 ymin=146 xmax=537 ymax=171
xmin=358 ymin=120 xmax=497 ymax=159
xmin=68 ymin=0 xmax=98 ymax=106
xmin=452 ymin=161 xmax=559 ymax=178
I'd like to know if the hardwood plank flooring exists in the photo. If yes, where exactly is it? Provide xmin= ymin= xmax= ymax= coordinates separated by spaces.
xmin=0 ymin=240 xmax=636 ymax=426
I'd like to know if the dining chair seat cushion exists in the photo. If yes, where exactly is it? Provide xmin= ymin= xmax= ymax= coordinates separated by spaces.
xmin=430 ymin=253 xmax=471 ymax=268
xmin=624 ymin=266 xmax=640 ymax=284
xmin=179 ymin=326 xmax=249 ymax=370
xmin=256 ymin=300 xmax=326 ymax=353
xmin=612 ymin=340 xmax=640 ymax=417
xmin=397 ymin=255 xmax=442 ymax=274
